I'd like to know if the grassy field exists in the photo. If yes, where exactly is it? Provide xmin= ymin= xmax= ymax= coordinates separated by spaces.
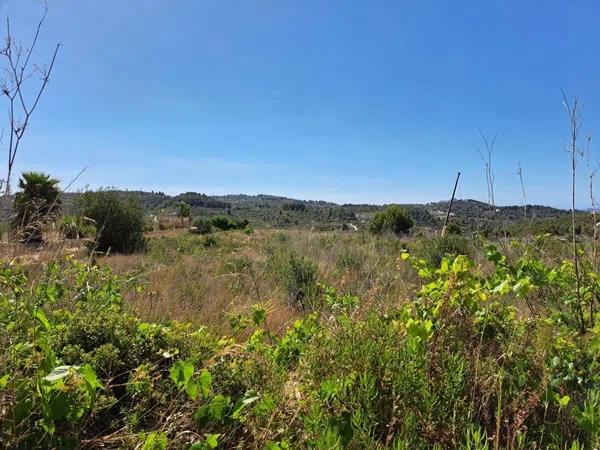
xmin=102 ymin=229 xmax=420 ymax=333
xmin=3 ymin=226 xmax=600 ymax=449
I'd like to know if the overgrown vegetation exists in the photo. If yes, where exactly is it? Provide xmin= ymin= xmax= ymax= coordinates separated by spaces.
xmin=279 ymin=252 xmax=319 ymax=309
xmin=414 ymin=233 xmax=473 ymax=267
xmin=209 ymin=215 xmax=250 ymax=231
xmin=12 ymin=171 xmax=61 ymax=242
xmin=59 ymin=214 xmax=96 ymax=239
xmin=76 ymin=189 xmax=147 ymax=253
xmin=369 ymin=205 xmax=414 ymax=235
xmin=2 ymin=231 xmax=600 ymax=448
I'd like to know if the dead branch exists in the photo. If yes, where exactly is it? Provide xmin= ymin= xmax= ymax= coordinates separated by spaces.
xmin=1 ymin=7 xmax=60 ymax=196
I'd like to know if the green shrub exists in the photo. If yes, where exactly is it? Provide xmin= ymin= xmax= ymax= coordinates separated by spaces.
xmin=209 ymin=216 xmax=250 ymax=231
xmin=279 ymin=253 xmax=319 ymax=309
xmin=445 ymin=222 xmax=462 ymax=235
xmin=369 ymin=205 xmax=413 ymax=235
xmin=177 ymin=201 xmax=191 ymax=224
xmin=143 ymin=219 xmax=155 ymax=232
xmin=59 ymin=215 xmax=96 ymax=239
xmin=282 ymin=202 xmax=306 ymax=212
xmin=76 ymin=189 xmax=147 ymax=253
xmin=203 ymin=234 xmax=218 ymax=248
xmin=336 ymin=248 xmax=363 ymax=272
xmin=2 ymin=242 xmax=600 ymax=448
xmin=12 ymin=171 xmax=61 ymax=242
xmin=191 ymin=217 xmax=213 ymax=235
xmin=210 ymin=216 xmax=237 ymax=231
xmin=414 ymin=234 xmax=472 ymax=267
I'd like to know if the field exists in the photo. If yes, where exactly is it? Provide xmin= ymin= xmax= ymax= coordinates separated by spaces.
xmin=3 ymin=2 xmax=600 ymax=447
xmin=104 ymin=229 xmax=416 ymax=333
xmin=3 ymin=220 xmax=600 ymax=449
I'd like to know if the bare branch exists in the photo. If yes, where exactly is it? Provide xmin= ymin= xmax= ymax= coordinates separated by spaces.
xmin=0 ymin=8 xmax=60 ymax=197
xmin=477 ymin=128 xmax=497 ymax=210
xmin=562 ymin=89 xmax=586 ymax=332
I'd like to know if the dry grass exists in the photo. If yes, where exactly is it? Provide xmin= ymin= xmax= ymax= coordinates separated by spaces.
xmin=5 ymin=226 xmax=571 ymax=335
xmin=100 ymin=228 xmax=421 ymax=334
xmin=0 ymin=230 xmax=88 ymax=265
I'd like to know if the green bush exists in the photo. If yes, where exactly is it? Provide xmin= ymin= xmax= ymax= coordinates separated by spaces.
xmin=76 ymin=190 xmax=146 ymax=253
xmin=59 ymin=215 xmax=96 ymax=239
xmin=279 ymin=253 xmax=319 ymax=309
xmin=12 ymin=171 xmax=61 ymax=242
xmin=203 ymin=234 xmax=218 ymax=248
xmin=414 ymin=234 xmax=472 ymax=267
xmin=191 ymin=217 xmax=213 ymax=235
xmin=369 ymin=205 xmax=413 ymax=235
xmin=445 ymin=222 xmax=462 ymax=235
xmin=210 ymin=216 xmax=250 ymax=231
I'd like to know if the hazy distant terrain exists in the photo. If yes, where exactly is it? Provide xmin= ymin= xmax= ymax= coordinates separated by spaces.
xmin=0 ymin=188 xmax=579 ymax=240
xmin=37 ymin=190 xmax=570 ymax=232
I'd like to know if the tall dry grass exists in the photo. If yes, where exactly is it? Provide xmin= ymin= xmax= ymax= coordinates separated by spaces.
xmin=101 ymin=229 xmax=422 ymax=334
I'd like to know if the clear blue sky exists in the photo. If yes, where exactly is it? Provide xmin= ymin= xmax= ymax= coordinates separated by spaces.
xmin=2 ymin=0 xmax=600 ymax=207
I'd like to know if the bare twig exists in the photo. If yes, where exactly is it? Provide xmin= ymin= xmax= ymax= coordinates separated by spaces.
xmin=477 ymin=128 xmax=497 ymax=211
xmin=517 ymin=163 xmax=527 ymax=223
xmin=561 ymin=89 xmax=585 ymax=332
xmin=1 ymin=7 xmax=60 ymax=197
xmin=586 ymin=136 xmax=597 ymax=326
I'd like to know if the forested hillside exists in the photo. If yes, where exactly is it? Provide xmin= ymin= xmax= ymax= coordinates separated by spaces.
xmin=31 ymin=191 xmax=571 ymax=233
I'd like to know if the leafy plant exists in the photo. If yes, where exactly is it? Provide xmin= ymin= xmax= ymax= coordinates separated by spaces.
xmin=414 ymin=233 xmax=472 ymax=267
xmin=12 ymin=171 xmax=61 ymax=242
xmin=177 ymin=201 xmax=191 ymax=224
xmin=191 ymin=217 xmax=213 ymax=235
xmin=369 ymin=205 xmax=413 ymax=235
xmin=59 ymin=214 xmax=96 ymax=239
xmin=76 ymin=189 xmax=147 ymax=253
xmin=279 ymin=252 xmax=319 ymax=309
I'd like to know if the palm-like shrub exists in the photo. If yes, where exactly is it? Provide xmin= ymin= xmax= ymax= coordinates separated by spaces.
xmin=59 ymin=215 xmax=96 ymax=239
xmin=13 ymin=171 xmax=61 ymax=242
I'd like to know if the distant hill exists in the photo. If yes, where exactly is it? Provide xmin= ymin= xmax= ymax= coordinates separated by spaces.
xmin=63 ymin=191 xmax=573 ymax=232
xmin=0 ymin=190 xmax=574 ymax=233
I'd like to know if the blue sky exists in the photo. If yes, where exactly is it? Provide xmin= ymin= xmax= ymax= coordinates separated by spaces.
xmin=1 ymin=1 xmax=600 ymax=207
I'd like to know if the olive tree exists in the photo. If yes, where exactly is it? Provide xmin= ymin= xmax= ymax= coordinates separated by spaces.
xmin=369 ymin=205 xmax=413 ymax=235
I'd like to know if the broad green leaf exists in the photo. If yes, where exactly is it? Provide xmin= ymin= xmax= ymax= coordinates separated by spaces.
xmin=209 ymin=394 xmax=231 ymax=421
xmin=80 ymin=364 xmax=101 ymax=389
xmin=492 ymin=279 xmax=511 ymax=296
xmin=266 ymin=442 xmax=290 ymax=450
xmin=140 ymin=431 xmax=167 ymax=450
xmin=232 ymin=390 xmax=260 ymax=419
xmin=193 ymin=405 xmax=210 ymax=427
xmin=169 ymin=360 xmax=194 ymax=389
xmin=204 ymin=434 xmax=220 ymax=448
xmin=186 ymin=381 xmax=199 ymax=400
xmin=452 ymin=255 xmax=471 ymax=273
xmin=251 ymin=306 xmax=267 ymax=325
xmin=199 ymin=369 xmax=212 ymax=397
xmin=255 ymin=393 xmax=276 ymax=416
xmin=0 ymin=373 xmax=9 ymax=389
xmin=34 ymin=309 xmax=50 ymax=330
xmin=44 ymin=365 xmax=79 ymax=382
